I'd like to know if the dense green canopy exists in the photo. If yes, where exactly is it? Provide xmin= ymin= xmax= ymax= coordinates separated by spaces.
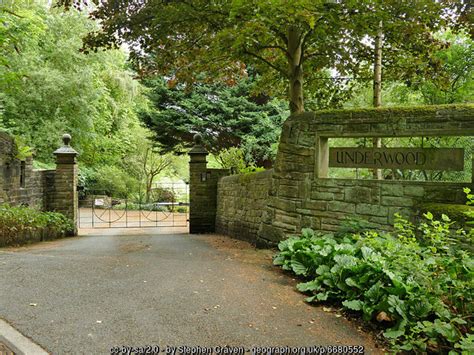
xmin=140 ymin=76 xmax=288 ymax=165
xmin=0 ymin=3 xmax=147 ymax=167
xmin=58 ymin=0 xmax=471 ymax=113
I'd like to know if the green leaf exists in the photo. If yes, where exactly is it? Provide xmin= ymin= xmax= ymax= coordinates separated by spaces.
xmin=361 ymin=246 xmax=375 ymax=260
xmin=297 ymin=280 xmax=320 ymax=292
xmin=316 ymin=264 xmax=330 ymax=275
xmin=334 ymin=254 xmax=358 ymax=269
xmin=290 ymin=260 xmax=307 ymax=276
xmin=364 ymin=281 xmax=383 ymax=302
xmin=342 ymin=299 xmax=364 ymax=311
xmin=361 ymin=303 xmax=375 ymax=319
xmin=450 ymin=318 xmax=467 ymax=325
xmin=301 ymin=228 xmax=315 ymax=239
xmin=455 ymin=333 xmax=474 ymax=352
xmin=383 ymin=329 xmax=405 ymax=339
xmin=277 ymin=239 xmax=290 ymax=251
xmin=319 ymin=244 xmax=333 ymax=257
xmin=433 ymin=321 xmax=459 ymax=343
xmin=305 ymin=295 xmax=317 ymax=303
xmin=388 ymin=295 xmax=407 ymax=319
xmin=409 ymin=300 xmax=432 ymax=319
xmin=272 ymin=254 xmax=286 ymax=265
xmin=424 ymin=211 xmax=434 ymax=220
xmin=399 ymin=343 xmax=414 ymax=351
xmin=441 ymin=214 xmax=451 ymax=222
xmin=345 ymin=277 xmax=361 ymax=288
xmin=316 ymin=292 xmax=329 ymax=301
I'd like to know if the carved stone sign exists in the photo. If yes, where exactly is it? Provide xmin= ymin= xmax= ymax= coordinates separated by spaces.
xmin=329 ymin=148 xmax=464 ymax=171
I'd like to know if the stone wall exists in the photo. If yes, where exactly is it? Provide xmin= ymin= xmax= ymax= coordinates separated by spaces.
xmin=216 ymin=169 xmax=273 ymax=243
xmin=0 ymin=132 xmax=55 ymax=209
xmin=257 ymin=104 xmax=474 ymax=247
xmin=0 ymin=131 xmax=78 ymax=234
xmin=271 ymin=178 xmax=465 ymax=234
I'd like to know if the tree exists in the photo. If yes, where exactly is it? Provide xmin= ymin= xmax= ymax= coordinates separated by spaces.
xmin=345 ymin=30 xmax=474 ymax=108
xmin=372 ymin=21 xmax=383 ymax=179
xmin=1 ymin=2 xmax=46 ymax=87
xmin=140 ymin=76 xmax=287 ymax=165
xmin=59 ymin=0 xmax=469 ymax=113
xmin=343 ymin=30 xmax=473 ymax=182
xmin=0 ymin=2 xmax=148 ymax=167
xmin=138 ymin=146 xmax=173 ymax=203
xmin=416 ymin=30 xmax=474 ymax=104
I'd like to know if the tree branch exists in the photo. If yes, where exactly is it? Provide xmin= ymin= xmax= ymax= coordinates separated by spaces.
xmin=2 ymin=9 xmax=24 ymax=18
xmin=300 ymin=28 xmax=314 ymax=64
xmin=267 ymin=24 xmax=288 ymax=46
xmin=242 ymin=49 xmax=288 ymax=77
xmin=254 ymin=44 xmax=290 ymax=58
xmin=304 ymin=51 xmax=329 ymax=60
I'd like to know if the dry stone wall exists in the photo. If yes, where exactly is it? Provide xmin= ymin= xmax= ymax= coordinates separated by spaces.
xmin=215 ymin=169 xmax=272 ymax=243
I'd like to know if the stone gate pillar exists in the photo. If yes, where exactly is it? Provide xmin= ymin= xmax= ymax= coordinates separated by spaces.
xmin=188 ymin=134 xmax=214 ymax=233
xmin=52 ymin=134 xmax=78 ymax=235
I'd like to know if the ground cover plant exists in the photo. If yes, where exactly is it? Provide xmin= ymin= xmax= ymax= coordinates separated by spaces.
xmin=274 ymin=213 xmax=473 ymax=353
xmin=0 ymin=204 xmax=74 ymax=246
xmin=464 ymin=188 xmax=474 ymax=235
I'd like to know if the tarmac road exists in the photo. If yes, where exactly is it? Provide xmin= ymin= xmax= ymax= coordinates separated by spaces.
xmin=0 ymin=229 xmax=383 ymax=354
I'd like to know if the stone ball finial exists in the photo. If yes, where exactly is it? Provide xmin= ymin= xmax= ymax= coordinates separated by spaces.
xmin=193 ymin=133 xmax=203 ymax=145
xmin=62 ymin=133 xmax=72 ymax=146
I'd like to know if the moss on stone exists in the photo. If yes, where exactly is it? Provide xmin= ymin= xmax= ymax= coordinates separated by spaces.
xmin=238 ymin=171 xmax=259 ymax=184
xmin=292 ymin=103 xmax=474 ymax=120
xmin=237 ymin=169 xmax=272 ymax=184
xmin=419 ymin=203 xmax=474 ymax=223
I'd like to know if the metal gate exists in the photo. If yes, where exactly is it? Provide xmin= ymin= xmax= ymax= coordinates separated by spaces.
xmin=78 ymin=182 xmax=189 ymax=228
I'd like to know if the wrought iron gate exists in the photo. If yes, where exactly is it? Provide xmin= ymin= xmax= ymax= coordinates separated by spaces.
xmin=78 ymin=182 xmax=189 ymax=228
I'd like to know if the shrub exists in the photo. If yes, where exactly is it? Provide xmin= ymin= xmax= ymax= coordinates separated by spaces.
xmin=215 ymin=147 xmax=265 ymax=174
xmin=176 ymin=206 xmax=188 ymax=213
xmin=149 ymin=186 xmax=176 ymax=203
xmin=0 ymin=204 xmax=74 ymax=247
xmin=274 ymin=214 xmax=473 ymax=353
xmin=78 ymin=166 xmax=96 ymax=199
xmin=420 ymin=203 xmax=474 ymax=225
xmin=86 ymin=165 xmax=139 ymax=198
xmin=463 ymin=187 xmax=474 ymax=233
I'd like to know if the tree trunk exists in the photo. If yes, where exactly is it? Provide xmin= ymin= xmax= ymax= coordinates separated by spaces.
xmin=145 ymin=176 xmax=153 ymax=203
xmin=288 ymin=26 xmax=304 ymax=114
xmin=373 ymin=24 xmax=383 ymax=108
xmin=372 ymin=22 xmax=383 ymax=180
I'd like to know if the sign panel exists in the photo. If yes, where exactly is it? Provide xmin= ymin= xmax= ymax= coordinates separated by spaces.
xmin=329 ymin=148 xmax=464 ymax=171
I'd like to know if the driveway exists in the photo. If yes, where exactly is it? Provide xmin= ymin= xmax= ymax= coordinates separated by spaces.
xmin=0 ymin=229 xmax=383 ymax=354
